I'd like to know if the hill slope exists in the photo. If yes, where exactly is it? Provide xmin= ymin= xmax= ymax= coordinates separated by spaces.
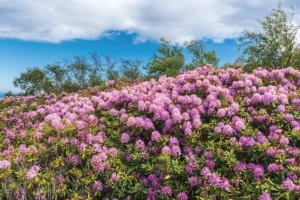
xmin=1 ymin=65 xmax=300 ymax=199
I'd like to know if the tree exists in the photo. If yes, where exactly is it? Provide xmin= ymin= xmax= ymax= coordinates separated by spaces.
xmin=291 ymin=48 xmax=300 ymax=69
xmin=44 ymin=63 xmax=67 ymax=93
xmin=146 ymin=38 xmax=185 ymax=77
xmin=184 ymin=40 xmax=219 ymax=70
xmin=13 ymin=67 xmax=49 ymax=95
xmin=238 ymin=3 xmax=299 ymax=69
xmin=4 ymin=91 xmax=13 ymax=97
xmin=104 ymin=55 xmax=119 ymax=80
xmin=65 ymin=56 xmax=90 ymax=89
xmin=121 ymin=59 xmax=142 ymax=79
xmin=88 ymin=53 xmax=105 ymax=86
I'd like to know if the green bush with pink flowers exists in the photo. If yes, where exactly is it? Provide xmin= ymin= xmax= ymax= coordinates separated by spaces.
xmin=1 ymin=65 xmax=300 ymax=200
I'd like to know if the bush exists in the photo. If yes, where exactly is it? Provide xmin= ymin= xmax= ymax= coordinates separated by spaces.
xmin=1 ymin=64 xmax=300 ymax=199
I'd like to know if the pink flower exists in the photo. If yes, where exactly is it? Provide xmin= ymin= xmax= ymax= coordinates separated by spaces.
xmin=120 ymin=133 xmax=131 ymax=143
xmin=79 ymin=143 xmax=88 ymax=151
xmin=127 ymin=117 xmax=136 ymax=126
xmin=161 ymin=146 xmax=171 ymax=155
xmin=277 ymin=105 xmax=285 ymax=113
xmin=109 ymin=148 xmax=118 ymax=156
xmin=0 ymin=160 xmax=11 ymax=169
xmin=172 ymin=108 xmax=182 ymax=122
xmin=234 ymin=162 xmax=246 ymax=171
xmin=151 ymin=131 xmax=161 ymax=142
xmin=3 ymin=138 xmax=11 ymax=145
xmin=6 ymin=130 xmax=15 ymax=139
xmin=188 ymin=176 xmax=199 ymax=187
xmin=33 ymin=131 xmax=44 ymax=139
xmin=267 ymin=163 xmax=284 ymax=172
xmin=203 ymin=151 xmax=213 ymax=159
xmin=200 ymin=167 xmax=211 ymax=178
xmin=177 ymin=192 xmax=188 ymax=200
xmin=259 ymin=193 xmax=272 ymax=200
xmin=281 ymin=178 xmax=295 ymax=191
xmin=91 ymin=152 xmax=107 ymax=164
xmin=52 ymin=120 xmax=64 ymax=130
xmin=26 ymin=165 xmax=40 ymax=179
xmin=135 ymin=139 xmax=145 ymax=148
xmin=248 ymin=163 xmax=264 ymax=177
xmin=208 ymin=173 xmax=220 ymax=186
xmin=161 ymin=186 xmax=172 ymax=196
xmin=76 ymin=121 xmax=87 ymax=130
xmin=171 ymin=145 xmax=181 ymax=156
xmin=92 ymin=180 xmax=103 ymax=191
xmin=138 ymin=101 xmax=147 ymax=111
xmin=194 ymin=146 xmax=202 ymax=153
xmin=239 ymin=136 xmax=256 ymax=147
xmin=218 ymin=177 xmax=230 ymax=189
xmin=279 ymin=137 xmax=289 ymax=146
xmin=217 ymin=109 xmax=226 ymax=117
xmin=109 ymin=173 xmax=120 ymax=184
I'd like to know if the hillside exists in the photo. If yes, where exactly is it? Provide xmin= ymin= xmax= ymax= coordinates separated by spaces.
xmin=1 ymin=64 xmax=300 ymax=199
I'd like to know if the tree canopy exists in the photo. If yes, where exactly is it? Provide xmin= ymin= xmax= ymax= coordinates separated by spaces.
xmin=145 ymin=38 xmax=220 ymax=77
xmin=13 ymin=54 xmax=138 ymax=96
xmin=146 ymin=38 xmax=185 ymax=77
xmin=184 ymin=40 xmax=219 ymax=70
xmin=238 ymin=3 xmax=299 ymax=71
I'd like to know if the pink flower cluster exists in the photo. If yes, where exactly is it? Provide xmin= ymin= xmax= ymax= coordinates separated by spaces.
xmin=26 ymin=165 xmax=41 ymax=179
xmin=0 ymin=160 xmax=11 ymax=169
xmin=2 ymin=65 xmax=300 ymax=199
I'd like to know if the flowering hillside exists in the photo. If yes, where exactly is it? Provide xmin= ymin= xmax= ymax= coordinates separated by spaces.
xmin=1 ymin=65 xmax=300 ymax=199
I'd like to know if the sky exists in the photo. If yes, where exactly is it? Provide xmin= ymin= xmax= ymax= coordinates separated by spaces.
xmin=0 ymin=0 xmax=299 ymax=93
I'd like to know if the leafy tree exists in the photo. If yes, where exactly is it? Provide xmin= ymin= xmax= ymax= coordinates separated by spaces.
xmin=4 ymin=91 xmax=13 ymax=97
xmin=121 ymin=59 xmax=142 ymax=79
xmin=238 ymin=2 xmax=299 ymax=70
xmin=104 ymin=55 xmax=119 ymax=80
xmin=13 ymin=67 xmax=49 ymax=95
xmin=221 ymin=62 xmax=235 ymax=69
xmin=88 ymin=53 xmax=105 ymax=86
xmin=184 ymin=40 xmax=219 ymax=70
xmin=288 ymin=47 xmax=300 ymax=69
xmin=13 ymin=53 xmax=141 ymax=95
xmin=146 ymin=38 xmax=185 ymax=77
xmin=44 ymin=63 xmax=67 ymax=93
xmin=65 ymin=56 xmax=91 ymax=89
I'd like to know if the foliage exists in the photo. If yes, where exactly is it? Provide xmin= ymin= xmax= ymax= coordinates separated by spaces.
xmin=4 ymin=91 xmax=14 ymax=97
xmin=13 ymin=67 xmax=49 ymax=95
xmin=121 ymin=59 xmax=142 ymax=79
xmin=146 ymin=38 xmax=220 ymax=78
xmin=146 ymin=38 xmax=185 ymax=77
xmin=238 ymin=2 xmax=300 ymax=71
xmin=13 ymin=54 xmax=143 ymax=95
xmin=291 ymin=48 xmax=300 ymax=69
xmin=2 ymin=65 xmax=300 ymax=199
xmin=103 ymin=55 xmax=119 ymax=81
xmin=184 ymin=40 xmax=219 ymax=70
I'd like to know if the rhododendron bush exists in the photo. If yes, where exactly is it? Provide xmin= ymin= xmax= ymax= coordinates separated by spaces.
xmin=1 ymin=65 xmax=300 ymax=199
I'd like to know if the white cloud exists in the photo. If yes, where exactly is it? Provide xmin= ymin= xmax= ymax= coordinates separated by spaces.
xmin=0 ymin=0 xmax=299 ymax=43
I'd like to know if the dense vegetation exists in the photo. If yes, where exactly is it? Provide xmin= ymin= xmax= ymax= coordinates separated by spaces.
xmin=1 ymin=2 xmax=300 ymax=200
xmin=1 ymin=65 xmax=300 ymax=199
xmin=237 ymin=3 xmax=300 ymax=72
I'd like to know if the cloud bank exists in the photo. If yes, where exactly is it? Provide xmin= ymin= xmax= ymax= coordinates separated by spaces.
xmin=0 ymin=0 xmax=299 ymax=43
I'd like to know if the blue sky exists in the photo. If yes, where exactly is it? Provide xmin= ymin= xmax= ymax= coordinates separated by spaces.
xmin=0 ymin=0 xmax=299 ymax=93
